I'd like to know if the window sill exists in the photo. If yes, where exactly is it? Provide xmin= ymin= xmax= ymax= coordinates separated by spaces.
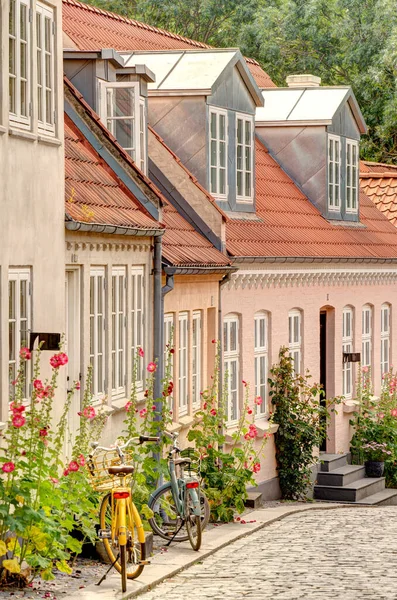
xmin=179 ymin=415 xmax=194 ymax=427
xmin=111 ymin=398 xmax=129 ymax=411
xmin=38 ymin=135 xmax=61 ymax=147
xmin=167 ymin=421 xmax=182 ymax=434
xmin=343 ymin=400 xmax=359 ymax=414
xmin=0 ymin=126 xmax=6 ymax=135
xmin=9 ymin=128 xmax=37 ymax=142
xmin=224 ymin=420 xmax=278 ymax=444
xmin=0 ymin=421 xmax=7 ymax=431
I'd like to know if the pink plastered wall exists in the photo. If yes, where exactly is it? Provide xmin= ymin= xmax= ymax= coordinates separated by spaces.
xmin=221 ymin=265 xmax=397 ymax=484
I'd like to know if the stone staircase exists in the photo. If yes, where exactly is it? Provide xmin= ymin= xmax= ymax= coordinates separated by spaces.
xmin=313 ymin=453 xmax=397 ymax=505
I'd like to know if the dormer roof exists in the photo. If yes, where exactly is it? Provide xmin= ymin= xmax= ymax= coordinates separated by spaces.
xmin=122 ymin=49 xmax=264 ymax=105
xmin=256 ymin=87 xmax=367 ymax=133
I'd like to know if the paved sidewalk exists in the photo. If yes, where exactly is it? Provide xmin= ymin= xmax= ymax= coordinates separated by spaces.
xmin=63 ymin=503 xmax=351 ymax=600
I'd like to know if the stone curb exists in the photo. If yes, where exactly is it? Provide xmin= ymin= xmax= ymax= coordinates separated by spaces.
xmin=64 ymin=502 xmax=366 ymax=600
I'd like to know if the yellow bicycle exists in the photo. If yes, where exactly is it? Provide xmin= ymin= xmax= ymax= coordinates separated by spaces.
xmin=88 ymin=435 xmax=159 ymax=592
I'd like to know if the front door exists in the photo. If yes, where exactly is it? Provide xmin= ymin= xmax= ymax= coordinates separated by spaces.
xmin=65 ymin=270 xmax=81 ymax=456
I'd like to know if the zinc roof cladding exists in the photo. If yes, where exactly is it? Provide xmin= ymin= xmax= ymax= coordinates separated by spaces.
xmin=64 ymin=115 xmax=161 ymax=230
xmin=360 ymin=160 xmax=397 ymax=227
xmin=62 ymin=0 xmax=276 ymax=88
xmin=226 ymin=139 xmax=397 ymax=259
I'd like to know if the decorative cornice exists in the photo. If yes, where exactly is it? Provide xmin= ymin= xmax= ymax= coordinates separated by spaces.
xmin=228 ymin=269 xmax=397 ymax=290
xmin=66 ymin=241 xmax=150 ymax=253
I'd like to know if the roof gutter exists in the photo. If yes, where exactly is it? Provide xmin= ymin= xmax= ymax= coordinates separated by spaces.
xmin=231 ymin=256 xmax=397 ymax=265
xmin=65 ymin=220 xmax=164 ymax=237
xmin=163 ymin=265 xmax=236 ymax=276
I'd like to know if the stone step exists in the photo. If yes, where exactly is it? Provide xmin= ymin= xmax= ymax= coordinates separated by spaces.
xmin=244 ymin=492 xmax=262 ymax=509
xmin=355 ymin=489 xmax=397 ymax=506
xmin=314 ymin=477 xmax=386 ymax=502
xmin=316 ymin=465 xmax=365 ymax=487
xmin=318 ymin=453 xmax=348 ymax=472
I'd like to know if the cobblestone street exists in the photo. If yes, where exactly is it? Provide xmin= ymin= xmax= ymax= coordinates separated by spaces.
xmin=139 ymin=507 xmax=397 ymax=600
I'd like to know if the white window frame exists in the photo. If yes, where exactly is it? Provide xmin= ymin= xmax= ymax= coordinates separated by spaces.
xmin=346 ymin=139 xmax=359 ymax=213
xmin=328 ymin=134 xmax=341 ymax=211
xmin=99 ymin=81 xmax=147 ymax=174
xmin=381 ymin=304 xmax=391 ymax=376
xmin=111 ymin=267 xmax=126 ymax=400
xmin=164 ymin=312 xmax=175 ymax=410
xmin=342 ymin=307 xmax=354 ymax=398
xmin=9 ymin=0 xmax=31 ymax=129
xmin=36 ymin=2 xmax=55 ymax=135
xmin=90 ymin=267 xmax=106 ymax=401
xmin=362 ymin=304 xmax=372 ymax=371
xmin=9 ymin=268 xmax=31 ymax=399
xmin=209 ymin=107 xmax=228 ymax=200
xmin=223 ymin=314 xmax=239 ymax=425
xmin=178 ymin=312 xmax=189 ymax=416
xmin=288 ymin=310 xmax=302 ymax=375
xmin=131 ymin=266 xmax=145 ymax=389
xmin=236 ymin=113 xmax=254 ymax=203
xmin=192 ymin=311 xmax=202 ymax=409
xmin=254 ymin=312 xmax=268 ymax=417
xmin=139 ymin=98 xmax=147 ymax=174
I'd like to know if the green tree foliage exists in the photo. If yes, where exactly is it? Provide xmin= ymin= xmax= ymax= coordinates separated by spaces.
xmin=83 ymin=0 xmax=397 ymax=162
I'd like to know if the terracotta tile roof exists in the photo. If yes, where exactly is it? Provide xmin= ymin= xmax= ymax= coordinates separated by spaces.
xmin=226 ymin=140 xmax=397 ymax=259
xmin=62 ymin=0 xmax=275 ymax=88
xmin=360 ymin=160 xmax=397 ymax=227
xmin=64 ymin=114 xmax=162 ymax=230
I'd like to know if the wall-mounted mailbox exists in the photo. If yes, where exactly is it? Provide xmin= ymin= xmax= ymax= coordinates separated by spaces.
xmin=29 ymin=332 xmax=61 ymax=351
xmin=343 ymin=352 xmax=361 ymax=364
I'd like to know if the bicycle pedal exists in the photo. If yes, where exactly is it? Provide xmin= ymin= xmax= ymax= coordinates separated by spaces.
xmin=139 ymin=560 xmax=150 ymax=566
xmin=98 ymin=529 xmax=112 ymax=539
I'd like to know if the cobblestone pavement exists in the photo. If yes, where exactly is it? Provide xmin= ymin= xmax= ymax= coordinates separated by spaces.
xmin=139 ymin=506 xmax=397 ymax=600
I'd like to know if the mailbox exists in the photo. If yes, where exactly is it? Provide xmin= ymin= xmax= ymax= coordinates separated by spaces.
xmin=343 ymin=352 xmax=361 ymax=364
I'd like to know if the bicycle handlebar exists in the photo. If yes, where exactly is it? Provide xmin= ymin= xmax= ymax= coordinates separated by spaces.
xmin=89 ymin=435 xmax=159 ymax=456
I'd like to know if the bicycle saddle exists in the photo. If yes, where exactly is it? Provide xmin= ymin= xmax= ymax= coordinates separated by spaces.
xmin=174 ymin=457 xmax=191 ymax=465
xmin=107 ymin=465 xmax=135 ymax=475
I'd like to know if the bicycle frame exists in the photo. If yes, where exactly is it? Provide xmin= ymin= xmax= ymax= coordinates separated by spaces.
xmin=110 ymin=478 xmax=146 ymax=548
xmin=155 ymin=451 xmax=201 ymax=518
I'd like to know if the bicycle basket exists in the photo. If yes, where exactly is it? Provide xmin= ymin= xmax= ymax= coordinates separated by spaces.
xmin=179 ymin=447 xmax=202 ymax=479
xmin=86 ymin=449 xmax=134 ymax=492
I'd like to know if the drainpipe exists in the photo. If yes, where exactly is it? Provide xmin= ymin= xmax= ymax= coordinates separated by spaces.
xmin=153 ymin=237 xmax=163 ymax=403
xmin=218 ymin=271 xmax=234 ymax=449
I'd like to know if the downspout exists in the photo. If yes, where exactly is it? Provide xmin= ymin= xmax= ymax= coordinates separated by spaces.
xmin=218 ymin=270 xmax=234 ymax=449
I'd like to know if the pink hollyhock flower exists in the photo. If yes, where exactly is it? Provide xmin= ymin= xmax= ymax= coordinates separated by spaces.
xmin=244 ymin=433 xmax=250 ymax=440
xmin=210 ymin=408 xmax=217 ymax=416
xmin=125 ymin=401 xmax=132 ymax=412
xmin=379 ymin=413 xmax=385 ymax=420
xmin=208 ymin=444 xmax=212 ymax=449
xmin=138 ymin=348 xmax=144 ymax=358
xmin=78 ymin=454 xmax=85 ymax=466
xmin=82 ymin=406 xmax=96 ymax=420
xmin=152 ymin=405 xmax=157 ymax=411
xmin=12 ymin=415 xmax=26 ymax=428
xmin=252 ymin=462 xmax=261 ymax=474
xmin=19 ymin=347 xmax=31 ymax=360
xmin=147 ymin=362 xmax=156 ymax=373
xmin=63 ymin=468 xmax=70 ymax=477
xmin=391 ymin=409 xmax=397 ymax=417
xmin=2 ymin=462 xmax=15 ymax=473
xmin=254 ymin=396 xmax=262 ymax=406
xmin=10 ymin=403 xmax=25 ymax=414
xmin=203 ymin=402 xmax=207 ymax=410
xmin=50 ymin=477 xmax=59 ymax=484
xmin=139 ymin=408 xmax=147 ymax=418
xmin=362 ymin=366 xmax=369 ymax=373
xmin=33 ymin=379 xmax=43 ymax=390
xmin=69 ymin=461 xmax=79 ymax=472
xmin=242 ymin=380 xmax=247 ymax=387
xmin=39 ymin=428 xmax=48 ymax=438
xmin=75 ymin=382 xmax=81 ymax=390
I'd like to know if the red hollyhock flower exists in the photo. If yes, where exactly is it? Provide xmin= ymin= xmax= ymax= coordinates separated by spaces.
xmin=68 ymin=461 xmax=79 ymax=472
xmin=147 ymin=362 xmax=156 ymax=373
xmin=2 ymin=462 xmax=15 ymax=473
xmin=12 ymin=415 xmax=26 ymax=428
xmin=19 ymin=347 xmax=31 ymax=360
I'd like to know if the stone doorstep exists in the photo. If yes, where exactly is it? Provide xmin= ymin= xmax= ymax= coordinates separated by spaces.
xmin=63 ymin=503 xmax=374 ymax=600
xmin=316 ymin=465 xmax=365 ymax=487
xmin=318 ymin=453 xmax=349 ymax=472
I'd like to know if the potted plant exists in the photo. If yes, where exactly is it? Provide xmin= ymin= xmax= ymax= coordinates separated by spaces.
xmin=361 ymin=441 xmax=392 ymax=477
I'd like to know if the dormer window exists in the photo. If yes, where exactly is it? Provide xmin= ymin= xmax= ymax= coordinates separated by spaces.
xmin=236 ymin=114 xmax=253 ymax=203
xmin=346 ymin=139 xmax=358 ymax=213
xmin=209 ymin=107 xmax=227 ymax=199
xmin=99 ymin=81 xmax=147 ymax=174
xmin=328 ymin=134 xmax=341 ymax=211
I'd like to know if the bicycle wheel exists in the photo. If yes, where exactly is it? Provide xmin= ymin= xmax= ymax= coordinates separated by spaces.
xmin=185 ymin=489 xmax=202 ymax=551
xmin=99 ymin=493 xmax=146 ymax=579
xmin=148 ymin=484 xmax=209 ymax=541
xmin=120 ymin=544 xmax=127 ymax=592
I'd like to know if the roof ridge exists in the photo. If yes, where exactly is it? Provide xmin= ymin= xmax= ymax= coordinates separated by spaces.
xmin=62 ymin=0 xmax=261 ymax=66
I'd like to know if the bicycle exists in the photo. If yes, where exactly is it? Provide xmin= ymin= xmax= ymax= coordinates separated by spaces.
xmin=148 ymin=431 xmax=210 ymax=550
xmin=88 ymin=435 xmax=159 ymax=592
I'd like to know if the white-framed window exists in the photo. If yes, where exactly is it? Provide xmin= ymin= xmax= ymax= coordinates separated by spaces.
xmin=362 ymin=304 xmax=372 ymax=371
xmin=381 ymin=304 xmax=391 ymax=376
xmin=209 ymin=107 xmax=227 ymax=198
xmin=346 ymin=139 xmax=359 ymax=213
xmin=164 ymin=313 xmax=175 ymax=410
xmin=288 ymin=310 xmax=302 ymax=375
xmin=178 ymin=312 xmax=188 ymax=415
xmin=236 ymin=114 xmax=253 ymax=202
xmin=9 ymin=0 xmax=31 ymax=128
xmin=254 ymin=312 xmax=268 ymax=417
xmin=328 ymin=134 xmax=341 ymax=211
xmin=192 ymin=311 xmax=202 ymax=408
xmin=36 ymin=2 xmax=55 ymax=134
xmin=99 ymin=81 xmax=147 ymax=174
xmin=9 ymin=269 xmax=31 ymax=398
xmin=223 ymin=314 xmax=239 ymax=424
xmin=131 ymin=267 xmax=145 ymax=387
xmin=90 ymin=268 xmax=106 ymax=400
xmin=111 ymin=267 xmax=126 ymax=399
xmin=342 ymin=307 xmax=353 ymax=398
